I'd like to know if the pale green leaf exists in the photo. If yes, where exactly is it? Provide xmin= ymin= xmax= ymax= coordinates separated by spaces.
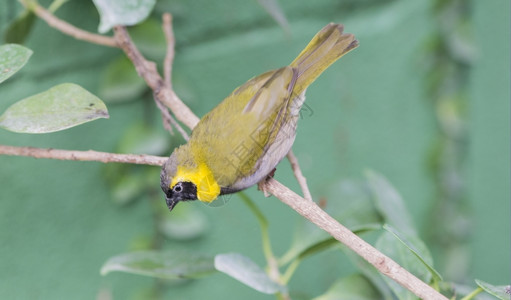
xmin=279 ymin=219 xmax=329 ymax=265
xmin=215 ymin=253 xmax=285 ymax=294
xmin=101 ymin=250 xmax=215 ymax=279
xmin=0 ymin=44 xmax=32 ymax=83
xmin=365 ymin=170 xmax=417 ymax=237
xmin=383 ymin=224 xmax=442 ymax=283
xmin=326 ymin=179 xmax=383 ymax=229
xmin=287 ymin=224 xmax=379 ymax=265
xmin=93 ymin=0 xmax=156 ymax=33
xmin=343 ymin=250 xmax=395 ymax=300
xmin=0 ymin=83 xmax=108 ymax=133
xmin=376 ymin=231 xmax=432 ymax=300
xmin=281 ymin=179 xmax=381 ymax=265
xmin=312 ymin=274 xmax=381 ymax=300
xmin=476 ymin=280 xmax=511 ymax=300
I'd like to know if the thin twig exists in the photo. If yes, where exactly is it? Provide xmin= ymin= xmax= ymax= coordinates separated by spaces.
xmin=162 ymin=13 xmax=175 ymax=88
xmin=263 ymin=178 xmax=448 ymax=300
xmin=165 ymin=111 xmax=189 ymax=141
xmin=155 ymin=98 xmax=175 ymax=135
xmin=0 ymin=145 xmax=167 ymax=166
xmin=113 ymin=26 xmax=199 ymax=129
xmin=286 ymin=150 xmax=313 ymax=201
xmin=155 ymin=97 xmax=190 ymax=141
xmin=19 ymin=0 xmax=117 ymax=47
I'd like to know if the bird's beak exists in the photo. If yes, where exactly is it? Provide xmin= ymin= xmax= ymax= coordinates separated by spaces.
xmin=166 ymin=198 xmax=179 ymax=211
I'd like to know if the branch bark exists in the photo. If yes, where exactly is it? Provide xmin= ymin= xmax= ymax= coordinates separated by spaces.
xmin=0 ymin=145 xmax=166 ymax=166
xmin=20 ymin=0 xmax=118 ymax=47
xmin=113 ymin=26 xmax=199 ymax=129
xmin=286 ymin=150 xmax=313 ymax=201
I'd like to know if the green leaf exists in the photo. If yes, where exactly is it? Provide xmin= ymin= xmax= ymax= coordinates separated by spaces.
xmin=383 ymin=224 xmax=442 ymax=283
xmin=365 ymin=171 xmax=441 ymax=300
xmin=279 ymin=219 xmax=329 ymax=265
xmin=293 ymin=224 xmax=379 ymax=263
xmin=101 ymin=250 xmax=215 ymax=279
xmin=99 ymin=55 xmax=147 ymax=103
xmin=376 ymin=231 xmax=432 ymax=300
xmin=343 ymin=250 xmax=395 ymax=300
xmin=116 ymin=122 xmax=171 ymax=155
xmin=0 ymin=83 xmax=109 ymax=133
xmin=93 ymin=0 xmax=156 ymax=34
xmin=158 ymin=204 xmax=208 ymax=241
xmin=3 ymin=10 xmax=36 ymax=44
xmin=312 ymin=274 xmax=381 ymax=300
xmin=214 ymin=253 xmax=285 ymax=294
xmin=296 ymin=238 xmax=337 ymax=261
xmin=110 ymin=172 xmax=147 ymax=205
xmin=365 ymin=170 xmax=417 ymax=237
xmin=47 ymin=0 xmax=70 ymax=13
xmin=475 ymin=280 xmax=511 ymax=300
xmin=0 ymin=44 xmax=32 ymax=84
xmin=281 ymin=224 xmax=380 ymax=284
xmin=326 ymin=179 xmax=383 ymax=229
xmin=128 ymin=235 xmax=154 ymax=252
xmin=281 ymin=179 xmax=382 ymax=266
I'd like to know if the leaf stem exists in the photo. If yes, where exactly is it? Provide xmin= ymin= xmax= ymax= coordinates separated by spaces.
xmin=238 ymin=192 xmax=290 ymax=299
xmin=238 ymin=192 xmax=273 ymax=262
xmin=48 ymin=0 xmax=68 ymax=13
xmin=281 ymin=258 xmax=300 ymax=284
xmin=286 ymin=150 xmax=312 ymax=201
xmin=459 ymin=287 xmax=483 ymax=300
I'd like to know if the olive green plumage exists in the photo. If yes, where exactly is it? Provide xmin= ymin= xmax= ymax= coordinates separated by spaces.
xmin=161 ymin=23 xmax=358 ymax=211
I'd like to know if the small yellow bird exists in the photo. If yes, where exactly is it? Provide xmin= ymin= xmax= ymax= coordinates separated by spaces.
xmin=161 ymin=23 xmax=358 ymax=211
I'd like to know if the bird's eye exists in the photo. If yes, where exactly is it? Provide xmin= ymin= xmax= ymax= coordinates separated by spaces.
xmin=173 ymin=183 xmax=183 ymax=193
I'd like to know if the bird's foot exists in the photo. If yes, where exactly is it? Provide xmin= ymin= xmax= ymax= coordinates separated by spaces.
xmin=257 ymin=168 xmax=276 ymax=197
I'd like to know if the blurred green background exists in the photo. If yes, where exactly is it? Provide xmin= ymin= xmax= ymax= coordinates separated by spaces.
xmin=0 ymin=0 xmax=509 ymax=299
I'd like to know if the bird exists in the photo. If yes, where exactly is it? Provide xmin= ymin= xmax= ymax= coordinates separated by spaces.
xmin=160 ymin=23 xmax=358 ymax=211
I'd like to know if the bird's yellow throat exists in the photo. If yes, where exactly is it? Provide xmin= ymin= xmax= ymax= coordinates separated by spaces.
xmin=170 ymin=163 xmax=220 ymax=202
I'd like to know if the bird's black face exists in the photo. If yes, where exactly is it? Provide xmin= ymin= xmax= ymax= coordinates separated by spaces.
xmin=161 ymin=181 xmax=198 ymax=211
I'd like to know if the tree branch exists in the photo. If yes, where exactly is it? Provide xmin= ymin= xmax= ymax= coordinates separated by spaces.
xmin=286 ymin=150 xmax=313 ymax=201
xmin=0 ymin=145 xmax=166 ymax=166
xmin=19 ymin=0 xmax=118 ymax=47
xmin=113 ymin=26 xmax=199 ymax=129
xmin=264 ymin=178 xmax=447 ymax=300
xmin=155 ymin=95 xmax=190 ymax=141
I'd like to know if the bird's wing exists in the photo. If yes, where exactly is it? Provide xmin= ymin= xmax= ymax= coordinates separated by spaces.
xmin=189 ymin=67 xmax=297 ymax=186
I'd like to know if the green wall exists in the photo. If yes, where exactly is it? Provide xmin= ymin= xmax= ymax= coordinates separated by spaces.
xmin=0 ymin=0 xmax=508 ymax=298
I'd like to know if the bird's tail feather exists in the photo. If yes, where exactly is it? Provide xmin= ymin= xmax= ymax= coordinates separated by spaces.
xmin=290 ymin=23 xmax=358 ymax=95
